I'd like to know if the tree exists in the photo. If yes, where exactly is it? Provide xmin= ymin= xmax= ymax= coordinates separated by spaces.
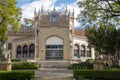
xmin=77 ymin=0 xmax=120 ymax=65
xmin=21 ymin=18 xmax=34 ymax=28
xmin=86 ymin=25 xmax=117 ymax=55
xmin=77 ymin=0 xmax=120 ymax=27
xmin=0 ymin=0 xmax=21 ymax=56
xmin=115 ymin=28 xmax=120 ymax=63
xmin=86 ymin=25 xmax=119 ymax=65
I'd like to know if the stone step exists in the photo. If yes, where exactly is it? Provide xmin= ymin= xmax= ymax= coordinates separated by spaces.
xmin=35 ymin=68 xmax=73 ymax=80
xmin=35 ymin=77 xmax=74 ymax=80
xmin=38 ymin=61 xmax=71 ymax=68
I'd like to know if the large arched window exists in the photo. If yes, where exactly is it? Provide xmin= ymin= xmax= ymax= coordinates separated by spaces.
xmin=23 ymin=45 xmax=28 ymax=57
xmin=46 ymin=36 xmax=63 ymax=60
xmin=29 ymin=44 xmax=35 ymax=58
xmin=87 ymin=46 xmax=91 ymax=57
xmin=74 ymin=44 xmax=79 ymax=57
xmin=16 ymin=46 xmax=22 ymax=58
xmin=80 ymin=45 xmax=85 ymax=57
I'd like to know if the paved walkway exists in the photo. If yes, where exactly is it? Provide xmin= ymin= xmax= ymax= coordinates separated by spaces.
xmin=34 ymin=68 xmax=74 ymax=80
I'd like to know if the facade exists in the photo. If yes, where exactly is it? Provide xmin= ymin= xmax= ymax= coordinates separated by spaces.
xmin=6 ymin=7 xmax=94 ymax=67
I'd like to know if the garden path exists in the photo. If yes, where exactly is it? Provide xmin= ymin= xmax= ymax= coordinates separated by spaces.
xmin=35 ymin=68 xmax=74 ymax=80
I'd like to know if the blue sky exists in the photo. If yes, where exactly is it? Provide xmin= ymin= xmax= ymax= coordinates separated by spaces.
xmin=17 ymin=0 xmax=77 ymax=7
xmin=16 ymin=0 xmax=80 ymax=27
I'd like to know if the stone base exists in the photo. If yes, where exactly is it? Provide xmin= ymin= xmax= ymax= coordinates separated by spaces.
xmin=0 ymin=62 xmax=12 ymax=71
xmin=93 ymin=62 xmax=104 ymax=70
xmin=118 ymin=60 xmax=120 ymax=66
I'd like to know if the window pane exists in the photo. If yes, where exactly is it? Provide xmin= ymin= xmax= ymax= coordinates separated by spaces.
xmin=86 ymin=46 xmax=91 ymax=57
xmin=46 ymin=45 xmax=63 ymax=60
xmin=23 ymin=45 xmax=28 ymax=57
xmin=8 ymin=43 xmax=12 ymax=50
xmin=16 ymin=46 xmax=22 ymax=58
xmin=74 ymin=45 xmax=79 ymax=56
xmin=29 ymin=44 xmax=35 ymax=58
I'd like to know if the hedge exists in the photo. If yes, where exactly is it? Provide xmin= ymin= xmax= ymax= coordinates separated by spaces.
xmin=73 ymin=69 xmax=120 ymax=80
xmin=11 ymin=59 xmax=21 ymax=62
xmin=0 ymin=70 xmax=34 ymax=80
xmin=12 ymin=62 xmax=39 ymax=70
xmin=69 ymin=62 xmax=93 ymax=69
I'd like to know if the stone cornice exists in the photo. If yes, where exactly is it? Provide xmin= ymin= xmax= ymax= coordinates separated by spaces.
xmin=7 ymin=30 xmax=35 ymax=36
xmin=73 ymin=34 xmax=87 ymax=39
xmin=13 ymin=36 xmax=35 ymax=43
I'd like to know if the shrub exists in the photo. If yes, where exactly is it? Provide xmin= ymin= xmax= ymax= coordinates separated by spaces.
xmin=11 ymin=59 xmax=21 ymax=62
xmin=73 ymin=69 xmax=120 ymax=80
xmin=86 ymin=59 xmax=94 ymax=63
xmin=12 ymin=62 xmax=39 ymax=70
xmin=69 ymin=62 xmax=93 ymax=69
xmin=0 ymin=70 xmax=34 ymax=80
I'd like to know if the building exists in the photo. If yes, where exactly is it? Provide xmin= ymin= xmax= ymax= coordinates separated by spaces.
xmin=6 ymin=7 xmax=94 ymax=67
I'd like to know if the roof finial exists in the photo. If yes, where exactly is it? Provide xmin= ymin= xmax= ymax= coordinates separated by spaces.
xmin=65 ymin=6 xmax=68 ymax=15
xmin=66 ymin=6 xmax=68 ymax=11
xmin=54 ymin=6 xmax=56 ymax=11
xmin=69 ymin=9 xmax=70 ymax=15
xmin=41 ymin=5 xmax=43 ymax=12
xmin=38 ymin=8 xmax=40 ymax=15
xmin=72 ymin=8 xmax=74 ymax=16
xmin=34 ymin=8 xmax=36 ymax=16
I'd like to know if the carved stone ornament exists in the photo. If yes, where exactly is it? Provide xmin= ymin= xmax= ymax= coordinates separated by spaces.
xmin=50 ymin=11 xmax=60 ymax=25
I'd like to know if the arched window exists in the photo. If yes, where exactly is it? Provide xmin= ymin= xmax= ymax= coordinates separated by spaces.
xmin=16 ymin=46 xmax=22 ymax=58
xmin=29 ymin=44 xmax=35 ymax=58
xmin=80 ymin=45 xmax=85 ymax=57
xmin=87 ymin=46 xmax=91 ymax=57
xmin=74 ymin=44 xmax=79 ymax=57
xmin=23 ymin=45 xmax=28 ymax=57
xmin=46 ymin=36 xmax=63 ymax=60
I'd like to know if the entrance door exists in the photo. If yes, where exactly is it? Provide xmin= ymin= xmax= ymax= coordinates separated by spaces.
xmin=46 ymin=37 xmax=63 ymax=60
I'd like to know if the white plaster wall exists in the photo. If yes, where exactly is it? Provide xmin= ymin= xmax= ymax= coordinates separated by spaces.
xmin=72 ymin=36 xmax=95 ymax=61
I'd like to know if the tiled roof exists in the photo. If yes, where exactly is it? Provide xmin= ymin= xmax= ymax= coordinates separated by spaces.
xmin=74 ymin=30 xmax=85 ymax=37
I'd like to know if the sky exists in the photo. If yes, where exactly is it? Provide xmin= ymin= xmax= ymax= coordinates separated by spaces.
xmin=16 ymin=0 xmax=80 ymax=28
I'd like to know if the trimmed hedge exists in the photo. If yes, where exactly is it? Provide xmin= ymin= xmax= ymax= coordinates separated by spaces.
xmin=12 ymin=62 xmax=39 ymax=70
xmin=69 ymin=62 xmax=93 ymax=69
xmin=0 ymin=70 xmax=34 ymax=80
xmin=73 ymin=69 xmax=120 ymax=80
xmin=11 ymin=59 xmax=21 ymax=62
